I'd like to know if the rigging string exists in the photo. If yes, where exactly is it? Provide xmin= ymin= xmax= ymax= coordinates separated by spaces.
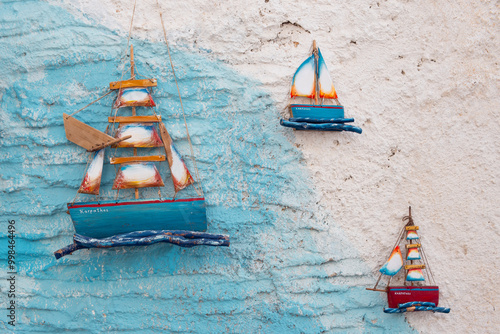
xmin=126 ymin=0 xmax=137 ymax=51
xmin=67 ymin=90 xmax=112 ymax=118
xmin=155 ymin=0 xmax=204 ymax=197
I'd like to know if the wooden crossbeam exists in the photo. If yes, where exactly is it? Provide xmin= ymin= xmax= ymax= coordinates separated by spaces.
xmin=109 ymin=78 xmax=157 ymax=90
xmin=405 ymin=226 xmax=419 ymax=230
xmin=405 ymin=264 xmax=426 ymax=270
xmin=110 ymin=155 xmax=166 ymax=165
xmin=406 ymin=243 xmax=421 ymax=249
xmin=108 ymin=115 xmax=161 ymax=123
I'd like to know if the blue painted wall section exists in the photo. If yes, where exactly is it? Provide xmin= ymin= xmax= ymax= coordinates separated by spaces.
xmin=0 ymin=1 xmax=413 ymax=333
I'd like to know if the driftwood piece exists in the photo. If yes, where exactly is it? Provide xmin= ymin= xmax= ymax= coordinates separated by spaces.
xmin=288 ymin=117 xmax=354 ymax=124
xmin=280 ymin=119 xmax=363 ymax=134
xmin=54 ymin=230 xmax=230 ymax=259
xmin=63 ymin=114 xmax=115 ymax=150
xmin=384 ymin=306 xmax=451 ymax=314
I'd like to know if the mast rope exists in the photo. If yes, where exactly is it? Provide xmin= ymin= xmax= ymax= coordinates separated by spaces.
xmin=67 ymin=90 xmax=113 ymax=118
xmin=156 ymin=0 xmax=204 ymax=197
xmin=126 ymin=0 xmax=137 ymax=52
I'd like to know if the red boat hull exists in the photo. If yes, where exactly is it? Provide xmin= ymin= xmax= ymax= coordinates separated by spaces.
xmin=387 ymin=286 xmax=439 ymax=308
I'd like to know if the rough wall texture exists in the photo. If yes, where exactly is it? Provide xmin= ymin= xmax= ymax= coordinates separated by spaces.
xmin=0 ymin=0 xmax=498 ymax=333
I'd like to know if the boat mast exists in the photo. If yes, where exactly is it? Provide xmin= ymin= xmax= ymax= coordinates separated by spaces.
xmin=130 ymin=45 xmax=140 ymax=200
xmin=312 ymin=40 xmax=319 ymax=105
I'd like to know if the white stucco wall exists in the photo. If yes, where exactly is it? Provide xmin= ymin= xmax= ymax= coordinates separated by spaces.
xmin=48 ymin=1 xmax=500 ymax=332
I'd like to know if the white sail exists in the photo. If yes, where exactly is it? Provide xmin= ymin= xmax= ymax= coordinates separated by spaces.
xmin=317 ymin=49 xmax=337 ymax=99
xmin=290 ymin=55 xmax=316 ymax=98
xmin=78 ymin=149 xmax=104 ymax=195
xmin=379 ymin=246 xmax=404 ymax=276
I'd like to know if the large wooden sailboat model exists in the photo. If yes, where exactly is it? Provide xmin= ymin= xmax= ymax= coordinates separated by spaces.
xmin=280 ymin=41 xmax=362 ymax=134
xmin=54 ymin=45 xmax=229 ymax=259
xmin=367 ymin=207 xmax=450 ymax=313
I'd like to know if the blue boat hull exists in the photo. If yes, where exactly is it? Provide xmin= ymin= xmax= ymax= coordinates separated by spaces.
xmin=68 ymin=198 xmax=207 ymax=238
xmin=290 ymin=104 xmax=345 ymax=119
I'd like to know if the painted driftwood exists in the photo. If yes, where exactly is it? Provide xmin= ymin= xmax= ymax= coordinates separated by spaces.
xmin=54 ymin=230 xmax=230 ymax=259
xmin=280 ymin=119 xmax=363 ymax=134
xmin=289 ymin=117 xmax=354 ymax=124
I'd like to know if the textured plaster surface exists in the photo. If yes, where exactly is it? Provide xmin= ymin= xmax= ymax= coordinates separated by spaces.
xmin=0 ymin=0 xmax=499 ymax=333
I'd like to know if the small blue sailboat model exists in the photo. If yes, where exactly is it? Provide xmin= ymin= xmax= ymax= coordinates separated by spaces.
xmin=280 ymin=41 xmax=362 ymax=134
xmin=54 ymin=45 xmax=229 ymax=259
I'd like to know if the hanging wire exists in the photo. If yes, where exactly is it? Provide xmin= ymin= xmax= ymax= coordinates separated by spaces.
xmin=155 ymin=0 xmax=204 ymax=198
xmin=67 ymin=90 xmax=113 ymax=118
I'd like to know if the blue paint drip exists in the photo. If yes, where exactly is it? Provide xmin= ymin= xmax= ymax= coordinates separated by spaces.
xmin=0 ymin=1 xmax=413 ymax=333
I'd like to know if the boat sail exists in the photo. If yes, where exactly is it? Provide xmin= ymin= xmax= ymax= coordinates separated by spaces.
xmin=280 ymin=40 xmax=362 ymax=133
xmin=54 ymin=44 xmax=230 ymax=259
xmin=366 ymin=207 xmax=450 ymax=313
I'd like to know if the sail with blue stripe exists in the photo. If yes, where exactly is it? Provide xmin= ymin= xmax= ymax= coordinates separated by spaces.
xmin=290 ymin=55 xmax=316 ymax=99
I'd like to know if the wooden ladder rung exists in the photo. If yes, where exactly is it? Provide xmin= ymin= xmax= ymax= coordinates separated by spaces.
xmin=110 ymin=155 xmax=166 ymax=165
xmin=108 ymin=115 xmax=161 ymax=123
xmin=109 ymin=78 xmax=157 ymax=90
xmin=405 ymin=264 xmax=426 ymax=270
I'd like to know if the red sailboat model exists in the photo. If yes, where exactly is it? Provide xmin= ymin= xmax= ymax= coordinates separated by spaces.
xmin=367 ymin=207 xmax=450 ymax=313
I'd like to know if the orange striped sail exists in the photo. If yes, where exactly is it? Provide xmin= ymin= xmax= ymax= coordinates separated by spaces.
xmin=407 ymin=248 xmax=421 ymax=260
xmin=170 ymin=144 xmax=194 ymax=192
xmin=114 ymin=87 xmax=156 ymax=108
xmin=379 ymin=246 xmax=404 ymax=276
xmin=114 ymin=123 xmax=163 ymax=148
xmin=406 ymin=268 xmax=425 ymax=281
xmin=290 ymin=55 xmax=316 ymax=99
xmin=406 ymin=230 xmax=419 ymax=240
xmin=317 ymin=49 xmax=337 ymax=99
xmin=78 ymin=150 xmax=104 ymax=195
xmin=112 ymin=162 xmax=164 ymax=189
